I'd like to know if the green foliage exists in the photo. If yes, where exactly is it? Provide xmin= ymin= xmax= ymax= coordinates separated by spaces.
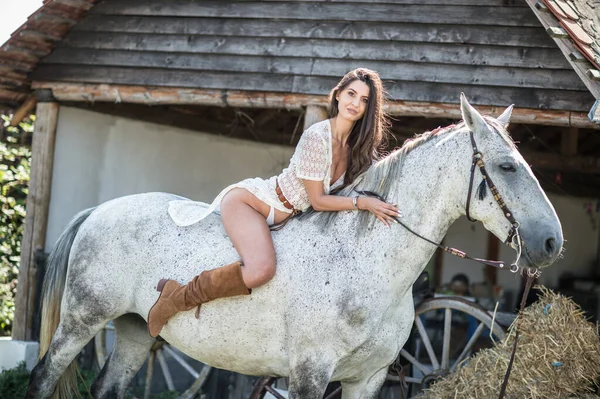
xmin=0 ymin=362 xmax=178 ymax=398
xmin=0 ymin=114 xmax=33 ymax=336
xmin=0 ymin=362 xmax=29 ymax=398
xmin=0 ymin=362 xmax=97 ymax=398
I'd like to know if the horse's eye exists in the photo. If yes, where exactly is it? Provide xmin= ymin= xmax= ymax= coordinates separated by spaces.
xmin=499 ymin=163 xmax=517 ymax=172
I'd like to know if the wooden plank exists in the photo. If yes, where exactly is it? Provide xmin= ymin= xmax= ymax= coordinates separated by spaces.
xmin=298 ymin=75 xmax=594 ymax=112
xmin=59 ymin=33 xmax=572 ymax=69
xmin=31 ymin=81 xmax=600 ymax=129
xmin=90 ymin=1 xmax=541 ymax=26
xmin=525 ymin=0 xmax=600 ymax=98
xmin=10 ymin=96 xmax=37 ymax=126
xmin=73 ymin=15 xmax=557 ymax=48
xmin=304 ymin=105 xmax=328 ymax=131
xmin=12 ymin=101 xmax=59 ymax=341
xmin=30 ymin=65 xmax=595 ymax=111
xmin=42 ymin=48 xmax=587 ymax=91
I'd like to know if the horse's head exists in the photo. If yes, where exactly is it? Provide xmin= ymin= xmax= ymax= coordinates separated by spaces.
xmin=459 ymin=94 xmax=563 ymax=269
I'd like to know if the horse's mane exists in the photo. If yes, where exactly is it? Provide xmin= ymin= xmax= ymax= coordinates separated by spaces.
xmin=300 ymin=117 xmax=516 ymax=233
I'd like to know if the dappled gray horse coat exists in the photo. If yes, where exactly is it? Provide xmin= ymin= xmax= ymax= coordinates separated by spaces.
xmin=27 ymin=96 xmax=563 ymax=399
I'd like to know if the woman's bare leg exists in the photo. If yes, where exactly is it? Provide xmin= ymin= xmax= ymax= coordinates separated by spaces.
xmin=220 ymin=188 xmax=288 ymax=289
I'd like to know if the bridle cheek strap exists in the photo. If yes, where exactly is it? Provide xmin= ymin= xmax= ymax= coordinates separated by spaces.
xmin=465 ymin=131 xmax=520 ymax=247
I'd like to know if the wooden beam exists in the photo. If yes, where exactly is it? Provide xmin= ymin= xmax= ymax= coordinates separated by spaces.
xmin=10 ymin=95 xmax=37 ymax=126
xmin=31 ymin=82 xmax=600 ymax=129
xmin=434 ymin=245 xmax=444 ymax=290
xmin=560 ymin=127 xmax=578 ymax=156
xmin=12 ymin=101 xmax=59 ymax=341
xmin=90 ymin=2 xmax=541 ymax=27
xmin=41 ymin=47 xmax=585 ymax=91
xmin=53 ymin=33 xmax=571 ymax=70
xmin=303 ymin=105 xmax=328 ymax=131
xmin=75 ymin=15 xmax=556 ymax=48
xmin=485 ymin=231 xmax=500 ymax=287
xmin=523 ymin=151 xmax=600 ymax=174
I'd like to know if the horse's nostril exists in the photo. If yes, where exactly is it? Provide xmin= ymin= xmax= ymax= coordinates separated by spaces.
xmin=545 ymin=237 xmax=556 ymax=255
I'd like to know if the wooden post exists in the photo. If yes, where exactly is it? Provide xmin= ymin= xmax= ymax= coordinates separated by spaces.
xmin=12 ymin=94 xmax=59 ymax=341
xmin=10 ymin=95 xmax=37 ymax=127
xmin=433 ymin=241 xmax=445 ymax=290
xmin=303 ymin=104 xmax=328 ymax=131
xmin=485 ymin=231 xmax=500 ymax=287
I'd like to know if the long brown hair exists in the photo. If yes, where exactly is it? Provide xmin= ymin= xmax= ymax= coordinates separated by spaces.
xmin=328 ymin=68 xmax=391 ymax=188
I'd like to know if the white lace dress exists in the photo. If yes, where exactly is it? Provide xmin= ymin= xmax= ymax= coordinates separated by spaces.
xmin=168 ymin=119 xmax=344 ymax=226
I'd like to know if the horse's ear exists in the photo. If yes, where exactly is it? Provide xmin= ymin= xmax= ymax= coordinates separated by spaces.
xmin=496 ymin=104 xmax=514 ymax=129
xmin=460 ymin=93 xmax=488 ymax=134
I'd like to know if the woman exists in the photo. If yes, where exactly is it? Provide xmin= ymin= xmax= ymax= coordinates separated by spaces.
xmin=148 ymin=68 xmax=402 ymax=337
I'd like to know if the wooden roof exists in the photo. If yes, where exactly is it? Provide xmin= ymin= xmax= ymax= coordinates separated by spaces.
xmin=0 ymin=0 xmax=599 ymax=122
xmin=541 ymin=0 xmax=599 ymax=70
xmin=0 ymin=0 xmax=101 ymax=111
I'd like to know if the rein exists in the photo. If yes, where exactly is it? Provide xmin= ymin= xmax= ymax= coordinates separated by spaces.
xmin=357 ymin=129 xmax=540 ymax=398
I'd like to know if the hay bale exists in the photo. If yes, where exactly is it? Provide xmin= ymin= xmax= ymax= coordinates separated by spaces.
xmin=418 ymin=287 xmax=600 ymax=399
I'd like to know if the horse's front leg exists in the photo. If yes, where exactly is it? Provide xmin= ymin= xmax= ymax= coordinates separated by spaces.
xmin=340 ymin=366 xmax=388 ymax=399
xmin=288 ymin=356 xmax=334 ymax=398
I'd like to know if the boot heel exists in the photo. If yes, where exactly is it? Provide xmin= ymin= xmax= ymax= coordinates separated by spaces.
xmin=157 ymin=279 xmax=169 ymax=292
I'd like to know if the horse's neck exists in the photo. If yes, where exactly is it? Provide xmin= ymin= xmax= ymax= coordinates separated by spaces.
xmin=398 ymin=138 xmax=467 ymax=238
xmin=357 ymin=133 xmax=470 ymax=290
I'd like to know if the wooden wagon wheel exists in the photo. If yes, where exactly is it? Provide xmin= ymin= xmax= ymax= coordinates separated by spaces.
xmin=395 ymin=296 xmax=507 ymax=396
xmin=249 ymin=296 xmax=507 ymax=399
xmin=94 ymin=321 xmax=212 ymax=399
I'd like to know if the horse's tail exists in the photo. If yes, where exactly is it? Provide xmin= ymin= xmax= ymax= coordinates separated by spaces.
xmin=38 ymin=207 xmax=95 ymax=399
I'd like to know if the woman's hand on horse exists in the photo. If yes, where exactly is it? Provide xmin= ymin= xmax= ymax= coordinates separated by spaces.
xmin=357 ymin=197 xmax=402 ymax=227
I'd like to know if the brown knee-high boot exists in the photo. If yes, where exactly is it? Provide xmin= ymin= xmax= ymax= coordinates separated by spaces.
xmin=147 ymin=261 xmax=250 ymax=338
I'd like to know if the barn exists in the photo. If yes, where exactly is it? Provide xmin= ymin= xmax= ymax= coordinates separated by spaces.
xmin=1 ymin=0 xmax=599 ymax=395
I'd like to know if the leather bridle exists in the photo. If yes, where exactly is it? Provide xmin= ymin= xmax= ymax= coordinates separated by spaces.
xmin=465 ymin=130 xmax=529 ymax=275
xmin=357 ymin=129 xmax=534 ymax=276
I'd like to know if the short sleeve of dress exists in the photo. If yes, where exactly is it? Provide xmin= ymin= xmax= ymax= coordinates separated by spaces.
xmin=294 ymin=126 xmax=328 ymax=181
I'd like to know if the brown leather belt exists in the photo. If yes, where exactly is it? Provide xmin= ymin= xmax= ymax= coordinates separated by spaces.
xmin=275 ymin=180 xmax=295 ymax=210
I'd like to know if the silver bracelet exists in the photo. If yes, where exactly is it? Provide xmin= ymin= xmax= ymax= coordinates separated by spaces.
xmin=352 ymin=195 xmax=359 ymax=210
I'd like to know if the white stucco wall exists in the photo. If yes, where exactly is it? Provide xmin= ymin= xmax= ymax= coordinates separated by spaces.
xmin=46 ymin=106 xmax=293 ymax=250
xmin=46 ymin=106 xmax=598 ymax=298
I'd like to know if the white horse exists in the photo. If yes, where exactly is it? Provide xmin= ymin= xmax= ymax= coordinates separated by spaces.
xmin=26 ymin=95 xmax=563 ymax=399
